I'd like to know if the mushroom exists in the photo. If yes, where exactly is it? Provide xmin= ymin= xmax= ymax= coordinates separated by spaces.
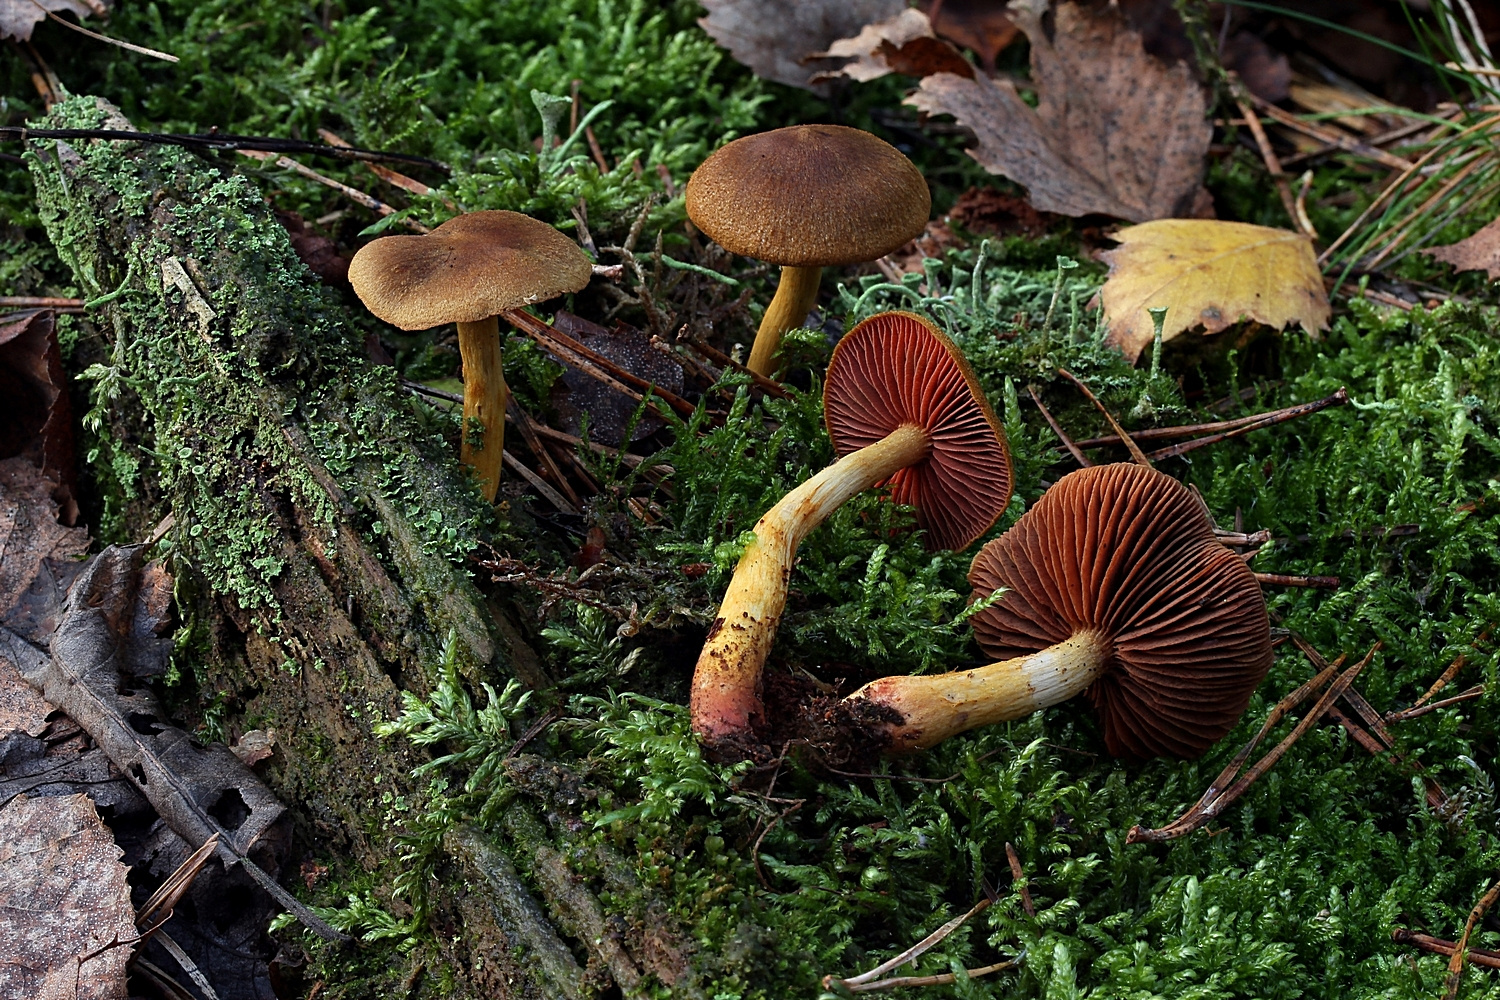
xmin=690 ymin=311 xmax=1012 ymax=753
xmin=348 ymin=210 xmax=592 ymax=501
xmin=844 ymin=463 xmax=1273 ymax=757
xmin=685 ymin=125 xmax=930 ymax=377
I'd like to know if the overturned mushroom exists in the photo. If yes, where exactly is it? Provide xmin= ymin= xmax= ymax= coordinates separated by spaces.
xmin=349 ymin=211 xmax=592 ymax=501
xmin=845 ymin=463 xmax=1273 ymax=756
xmin=686 ymin=125 xmax=930 ymax=377
xmin=691 ymin=311 xmax=1012 ymax=755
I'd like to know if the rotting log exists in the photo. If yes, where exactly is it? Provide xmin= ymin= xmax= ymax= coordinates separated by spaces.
xmin=26 ymin=96 xmax=711 ymax=999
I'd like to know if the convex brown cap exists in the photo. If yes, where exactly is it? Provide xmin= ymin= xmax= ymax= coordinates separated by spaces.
xmin=824 ymin=312 xmax=1012 ymax=551
xmin=967 ymin=464 xmax=1272 ymax=758
xmin=348 ymin=210 xmax=591 ymax=330
xmin=686 ymin=125 xmax=930 ymax=267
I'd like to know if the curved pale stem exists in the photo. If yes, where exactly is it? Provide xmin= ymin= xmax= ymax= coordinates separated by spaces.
xmin=748 ymin=265 xmax=822 ymax=377
xmin=457 ymin=316 xmax=507 ymax=503
xmin=691 ymin=423 xmax=930 ymax=748
xmin=845 ymin=630 xmax=1112 ymax=754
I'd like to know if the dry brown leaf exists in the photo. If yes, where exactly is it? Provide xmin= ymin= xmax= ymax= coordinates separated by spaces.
xmin=0 ymin=0 xmax=107 ymax=43
xmin=697 ymin=0 xmax=904 ymax=90
xmin=906 ymin=0 xmax=1211 ymax=221
xmin=0 ymin=793 xmax=136 ymax=1000
xmin=1099 ymin=219 xmax=1331 ymax=363
xmin=0 ymin=648 xmax=53 ymax=738
xmin=1 ymin=310 xmax=79 ymax=522
xmin=920 ymin=0 xmax=1019 ymax=74
xmin=812 ymin=9 xmax=971 ymax=83
xmin=0 ymin=456 xmax=90 ymax=646
xmin=1423 ymin=218 xmax=1500 ymax=280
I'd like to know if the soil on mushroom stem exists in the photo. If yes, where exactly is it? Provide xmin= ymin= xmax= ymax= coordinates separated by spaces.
xmin=731 ymin=665 xmax=904 ymax=770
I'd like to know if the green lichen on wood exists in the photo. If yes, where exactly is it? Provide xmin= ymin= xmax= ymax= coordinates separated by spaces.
xmin=27 ymin=95 xmax=496 ymax=669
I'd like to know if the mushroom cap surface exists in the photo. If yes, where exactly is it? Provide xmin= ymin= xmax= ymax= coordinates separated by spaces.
xmin=348 ymin=210 xmax=592 ymax=330
xmin=824 ymin=311 xmax=1012 ymax=551
xmin=685 ymin=125 xmax=930 ymax=268
xmin=967 ymin=463 xmax=1272 ymax=758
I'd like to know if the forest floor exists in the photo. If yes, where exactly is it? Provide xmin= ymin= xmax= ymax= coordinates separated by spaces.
xmin=8 ymin=2 xmax=1500 ymax=998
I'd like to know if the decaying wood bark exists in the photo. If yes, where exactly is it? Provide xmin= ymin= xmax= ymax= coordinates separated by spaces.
xmin=27 ymin=96 xmax=711 ymax=998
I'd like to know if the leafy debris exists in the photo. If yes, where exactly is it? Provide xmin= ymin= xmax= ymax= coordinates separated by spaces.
xmin=0 ymin=0 xmax=106 ymax=43
xmin=921 ymin=0 xmax=1019 ymax=74
xmin=1424 ymin=217 xmax=1500 ymax=281
xmin=1099 ymin=219 xmax=1331 ymax=363
xmin=697 ymin=0 xmax=904 ymax=90
xmin=907 ymin=0 xmax=1212 ymax=221
xmin=812 ymin=9 xmax=973 ymax=83
xmin=0 ymin=793 xmax=135 ymax=1000
xmin=0 ymin=310 xmax=78 ymax=522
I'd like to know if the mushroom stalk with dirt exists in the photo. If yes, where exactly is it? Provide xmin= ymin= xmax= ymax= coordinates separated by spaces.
xmin=686 ymin=125 xmax=930 ymax=378
xmin=844 ymin=463 xmax=1274 ymax=757
xmin=690 ymin=311 xmax=1013 ymax=755
xmin=348 ymin=210 xmax=592 ymax=501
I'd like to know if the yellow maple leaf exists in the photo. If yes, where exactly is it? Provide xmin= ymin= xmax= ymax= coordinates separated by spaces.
xmin=1099 ymin=220 xmax=1331 ymax=363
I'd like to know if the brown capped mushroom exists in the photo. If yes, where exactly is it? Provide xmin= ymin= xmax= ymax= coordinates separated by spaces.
xmin=845 ymin=463 xmax=1273 ymax=757
xmin=348 ymin=211 xmax=591 ymax=501
xmin=690 ymin=311 xmax=1012 ymax=755
xmin=686 ymin=125 xmax=930 ymax=377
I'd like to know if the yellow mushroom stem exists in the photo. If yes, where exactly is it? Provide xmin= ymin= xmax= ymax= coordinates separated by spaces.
xmin=456 ymin=316 xmax=508 ymax=503
xmin=691 ymin=422 xmax=931 ymax=745
xmin=845 ymin=630 xmax=1113 ymax=754
xmin=747 ymin=265 xmax=822 ymax=377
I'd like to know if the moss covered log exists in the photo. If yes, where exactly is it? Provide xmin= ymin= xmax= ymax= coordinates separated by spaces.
xmin=26 ymin=95 xmax=712 ymax=998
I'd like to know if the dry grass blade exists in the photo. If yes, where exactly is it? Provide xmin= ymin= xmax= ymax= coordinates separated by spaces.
xmin=1235 ymin=97 xmax=1303 ymax=236
xmin=824 ymin=895 xmax=995 ymax=991
xmin=155 ymin=929 xmax=222 ymax=1000
xmin=136 ymin=832 xmax=219 ymax=933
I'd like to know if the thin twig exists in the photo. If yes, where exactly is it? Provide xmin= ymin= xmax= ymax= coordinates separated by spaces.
xmin=1409 ymin=633 xmax=1487 ymax=711
xmin=1005 ymin=842 xmax=1036 ymax=917
xmin=840 ymin=955 xmax=1021 ymax=993
xmin=1 ymin=126 xmax=448 ymax=170
xmin=503 ymin=308 xmax=695 ymax=418
xmin=0 ymin=295 xmax=84 ymax=309
xmin=1446 ymin=879 xmax=1500 ymax=999
xmin=239 ymin=149 xmax=430 ymax=232
xmin=502 ymin=451 xmax=579 ymax=515
xmin=684 ymin=337 xmax=791 ymax=399
xmin=505 ymin=400 xmax=583 ymax=508
xmin=1236 ymin=98 xmax=1304 ymax=236
xmin=1072 ymin=391 xmax=1348 ymax=451
xmin=1029 ymin=386 xmax=1091 ymax=468
xmin=1250 ymin=94 xmax=1415 ymax=171
xmin=1146 ymin=388 xmax=1349 ymax=462
xmin=28 ymin=1 xmax=179 ymax=61
xmin=1056 ymin=368 xmax=1150 ymax=467
xmin=1385 ymin=684 xmax=1486 ymax=723
xmin=1128 ymin=645 xmax=1380 ymax=843
xmin=831 ymin=896 xmax=995 ymax=989
xmin=1394 ymin=928 xmax=1500 ymax=970
xmin=1253 ymin=572 xmax=1340 ymax=588
xmin=401 ymin=379 xmax=463 ymax=404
